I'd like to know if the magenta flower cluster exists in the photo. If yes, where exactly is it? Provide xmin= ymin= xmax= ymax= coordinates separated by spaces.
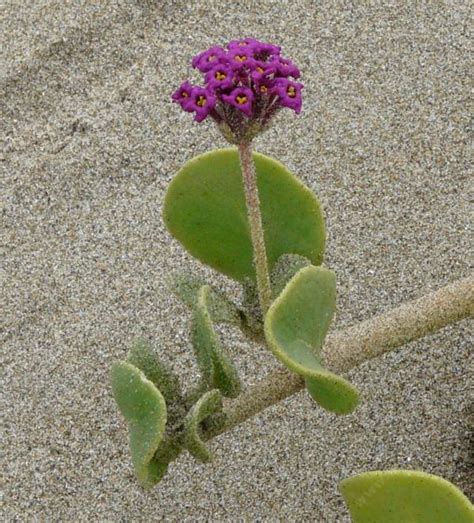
xmin=172 ymin=38 xmax=303 ymax=143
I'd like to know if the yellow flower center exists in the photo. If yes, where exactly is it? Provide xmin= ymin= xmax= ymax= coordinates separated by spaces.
xmin=236 ymin=95 xmax=248 ymax=104
xmin=181 ymin=92 xmax=188 ymax=98
xmin=235 ymin=55 xmax=247 ymax=62
xmin=197 ymin=95 xmax=207 ymax=107
xmin=260 ymin=85 xmax=268 ymax=93
xmin=287 ymin=85 xmax=296 ymax=98
xmin=256 ymin=66 xmax=264 ymax=73
xmin=215 ymin=71 xmax=227 ymax=80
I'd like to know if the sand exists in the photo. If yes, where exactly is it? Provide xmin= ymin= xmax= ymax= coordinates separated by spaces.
xmin=1 ymin=1 xmax=472 ymax=521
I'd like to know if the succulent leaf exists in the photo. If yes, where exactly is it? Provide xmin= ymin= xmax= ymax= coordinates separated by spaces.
xmin=206 ymin=289 xmax=241 ymax=325
xmin=340 ymin=470 xmax=474 ymax=523
xmin=271 ymin=253 xmax=311 ymax=299
xmin=111 ymin=361 xmax=167 ymax=488
xmin=183 ymin=389 xmax=222 ymax=463
xmin=191 ymin=286 xmax=241 ymax=397
xmin=264 ymin=265 xmax=359 ymax=414
xmin=127 ymin=339 xmax=182 ymax=405
xmin=169 ymin=272 xmax=208 ymax=309
xmin=163 ymin=148 xmax=325 ymax=282
xmin=171 ymin=272 xmax=241 ymax=325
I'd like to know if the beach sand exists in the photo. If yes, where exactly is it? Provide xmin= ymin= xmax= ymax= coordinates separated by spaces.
xmin=2 ymin=1 xmax=472 ymax=520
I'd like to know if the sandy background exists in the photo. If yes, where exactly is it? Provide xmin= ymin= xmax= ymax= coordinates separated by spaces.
xmin=2 ymin=1 xmax=472 ymax=521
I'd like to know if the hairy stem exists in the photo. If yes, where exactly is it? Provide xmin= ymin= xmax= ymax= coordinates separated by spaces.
xmin=238 ymin=142 xmax=272 ymax=314
xmin=204 ymin=274 xmax=473 ymax=440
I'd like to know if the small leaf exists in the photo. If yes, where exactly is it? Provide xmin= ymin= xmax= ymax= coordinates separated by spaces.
xmin=206 ymin=289 xmax=241 ymax=325
xmin=111 ymin=361 xmax=167 ymax=488
xmin=183 ymin=390 xmax=222 ymax=463
xmin=127 ymin=339 xmax=182 ymax=405
xmin=191 ymin=286 xmax=241 ymax=397
xmin=264 ymin=265 xmax=359 ymax=414
xmin=340 ymin=470 xmax=474 ymax=523
xmin=169 ymin=272 xmax=208 ymax=309
xmin=271 ymin=253 xmax=311 ymax=299
xmin=171 ymin=272 xmax=241 ymax=325
xmin=163 ymin=148 xmax=325 ymax=281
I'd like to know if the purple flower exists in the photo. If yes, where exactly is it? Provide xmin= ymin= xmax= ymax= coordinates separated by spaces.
xmin=192 ymin=46 xmax=226 ymax=73
xmin=227 ymin=38 xmax=260 ymax=50
xmin=171 ymin=38 xmax=303 ymax=141
xmin=205 ymin=64 xmax=235 ymax=91
xmin=255 ymin=78 xmax=274 ymax=96
xmin=227 ymin=47 xmax=256 ymax=70
xmin=255 ymin=41 xmax=281 ymax=58
xmin=186 ymin=87 xmax=217 ymax=122
xmin=250 ymin=60 xmax=277 ymax=86
xmin=227 ymin=38 xmax=280 ymax=60
xmin=171 ymin=81 xmax=195 ymax=110
xmin=271 ymin=56 xmax=301 ymax=79
xmin=272 ymin=78 xmax=303 ymax=113
xmin=222 ymin=87 xmax=254 ymax=117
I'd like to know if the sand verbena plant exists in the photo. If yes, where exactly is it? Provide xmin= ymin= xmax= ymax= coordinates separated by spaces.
xmin=110 ymin=38 xmax=473 ymax=521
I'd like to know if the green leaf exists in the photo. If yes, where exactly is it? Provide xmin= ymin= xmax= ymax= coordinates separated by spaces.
xmin=127 ymin=339 xmax=182 ymax=405
xmin=169 ymin=272 xmax=208 ymax=309
xmin=264 ymin=265 xmax=359 ymax=414
xmin=270 ymin=253 xmax=311 ymax=299
xmin=191 ymin=286 xmax=241 ymax=398
xmin=183 ymin=389 xmax=222 ymax=463
xmin=340 ymin=470 xmax=474 ymax=523
xmin=111 ymin=361 xmax=167 ymax=488
xmin=163 ymin=148 xmax=325 ymax=282
xmin=170 ymin=272 xmax=241 ymax=325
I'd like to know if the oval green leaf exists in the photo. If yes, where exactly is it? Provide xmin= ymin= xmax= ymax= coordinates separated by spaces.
xmin=264 ymin=265 xmax=359 ymax=414
xmin=340 ymin=470 xmax=474 ymax=523
xmin=111 ymin=361 xmax=167 ymax=488
xmin=163 ymin=148 xmax=325 ymax=281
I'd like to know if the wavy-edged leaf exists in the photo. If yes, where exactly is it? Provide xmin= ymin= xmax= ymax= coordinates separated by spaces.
xmin=127 ymin=339 xmax=182 ymax=405
xmin=183 ymin=389 xmax=222 ymax=463
xmin=163 ymin=148 xmax=325 ymax=281
xmin=111 ymin=361 xmax=167 ymax=488
xmin=340 ymin=470 xmax=474 ymax=523
xmin=171 ymin=272 xmax=241 ymax=325
xmin=191 ymin=286 xmax=241 ymax=398
xmin=264 ymin=265 xmax=359 ymax=414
